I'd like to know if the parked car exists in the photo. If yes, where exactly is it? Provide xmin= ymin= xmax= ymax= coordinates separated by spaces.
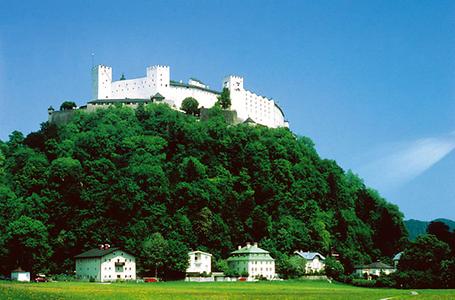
xmin=34 ymin=275 xmax=47 ymax=282
xmin=143 ymin=277 xmax=158 ymax=283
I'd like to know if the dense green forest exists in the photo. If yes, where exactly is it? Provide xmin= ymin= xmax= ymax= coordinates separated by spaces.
xmin=0 ymin=103 xmax=407 ymax=278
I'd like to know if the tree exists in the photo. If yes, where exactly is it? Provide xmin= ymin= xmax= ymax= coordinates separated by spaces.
xmin=141 ymin=233 xmax=168 ymax=278
xmin=181 ymin=97 xmax=200 ymax=116
xmin=441 ymin=259 xmax=455 ymax=288
xmin=217 ymin=88 xmax=231 ymax=109
xmin=427 ymin=221 xmax=454 ymax=253
xmin=324 ymin=257 xmax=344 ymax=280
xmin=396 ymin=234 xmax=450 ymax=288
xmin=3 ymin=216 xmax=52 ymax=273
xmin=60 ymin=101 xmax=77 ymax=111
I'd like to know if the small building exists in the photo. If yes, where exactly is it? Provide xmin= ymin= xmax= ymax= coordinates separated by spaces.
xmin=354 ymin=262 xmax=395 ymax=279
xmin=294 ymin=251 xmax=326 ymax=273
xmin=227 ymin=242 xmax=275 ymax=280
xmin=393 ymin=252 xmax=402 ymax=268
xmin=11 ymin=267 xmax=30 ymax=282
xmin=186 ymin=251 xmax=212 ymax=275
xmin=75 ymin=244 xmax=136 ymax=282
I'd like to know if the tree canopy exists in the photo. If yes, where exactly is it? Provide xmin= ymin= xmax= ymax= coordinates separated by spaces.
xmin=60 ymin=101 xmax=77 ymax=111
xmin=180 ymin=97 xmax=199 ymax=116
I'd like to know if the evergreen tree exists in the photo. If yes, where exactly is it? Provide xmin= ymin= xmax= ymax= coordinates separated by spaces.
xmin=217 ymin=88 xmax=231 ymax=109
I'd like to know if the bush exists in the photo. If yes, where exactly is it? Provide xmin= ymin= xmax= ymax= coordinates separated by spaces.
xmin=49 ymin=274 xmax=76 ymax=282
xmin=375 ymin=275 xmax=396 ymax=288
xmin=352 ymin=279 xmax=376 ymax=288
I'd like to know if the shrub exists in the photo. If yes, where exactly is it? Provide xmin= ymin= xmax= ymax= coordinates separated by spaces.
xmin=375 ymin=275 xmax=396 ymax=288
xmin=324 ymin=257 xmax=344 ymax=280
xmin=352 ymin=279 xmax=376 ymax=288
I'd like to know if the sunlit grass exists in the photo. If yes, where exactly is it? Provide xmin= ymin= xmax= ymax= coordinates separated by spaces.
xmin=1 ymin=280 xmax=455 ymax=299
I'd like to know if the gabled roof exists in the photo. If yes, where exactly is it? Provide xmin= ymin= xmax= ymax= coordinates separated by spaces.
xmin=393 ymin=252 xmax=403 ymax=261
xmin=151 ymin=92 xmax=165 ymax=100
xmin=231 ymin=244 xmax=270 ymax=255
xmin=75 ymin=247 xmax=121 ymax=259
xmin=243 ymin=117 xmax=256 ymax=124
xmin=355 ymin=262 xmax=394 ymax=270
xmin=189 ymin=250 xmax=212 ymax=256
xmin=294 ymin=251 xmax=326 ymax=261
xmin=11 ymin=267 xmax=28 ymax=273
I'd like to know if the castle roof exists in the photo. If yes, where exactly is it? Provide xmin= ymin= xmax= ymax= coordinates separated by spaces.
xmin=189 ymin=78 xmax=205 ymax=85
xmin=170 ymin=80 xmax=221 ymax=95
xmin=88 ymin=98 xmax=153 ymax=104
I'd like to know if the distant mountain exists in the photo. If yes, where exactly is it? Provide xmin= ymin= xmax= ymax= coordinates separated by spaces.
xmin=404 ymin=218 xmax=455 ymax=240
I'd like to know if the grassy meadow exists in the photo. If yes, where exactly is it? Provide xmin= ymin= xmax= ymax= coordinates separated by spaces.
xmin=1 ymin=280 xmax=455 ymax=300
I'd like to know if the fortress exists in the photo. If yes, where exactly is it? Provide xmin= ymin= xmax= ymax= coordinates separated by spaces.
xmin=88 ymin=65 xmax=288 ymax=128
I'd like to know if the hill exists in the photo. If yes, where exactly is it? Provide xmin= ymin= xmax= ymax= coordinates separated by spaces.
xmin=0 ymin=103 xmax=407 ymax=277
xmin=405 ymin=218 xmax=455 ymax=240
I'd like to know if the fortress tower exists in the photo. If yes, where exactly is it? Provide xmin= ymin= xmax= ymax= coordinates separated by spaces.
xmin=223 ymin=75 xmax=247 ymax=120
xmin=92 ymin=65 xmax=112 ymax=100
xmin=146 ymin=65 xmax=170 ymax=90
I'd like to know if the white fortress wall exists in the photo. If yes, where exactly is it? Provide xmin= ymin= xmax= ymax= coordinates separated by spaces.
xmin=166 ymin=85 xmax=219 ymax=109
xmin=111 ymin=77 xmax=155 ymax=99
xmin=91 ymin=64 xmax=287 ymax=128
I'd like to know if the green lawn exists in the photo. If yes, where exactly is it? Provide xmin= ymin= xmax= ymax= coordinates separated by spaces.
xmin=1 ymin=280 xmax=455 ymax=300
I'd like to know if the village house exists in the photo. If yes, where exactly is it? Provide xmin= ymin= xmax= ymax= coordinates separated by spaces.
xmin=227 ymin=242 xmax=275 ymax=280
xmin=75 ymin=244 xmax=136 ymax=282
xmin=294 ymin=251 xmax=326 ymax=273
xmin=186 ymin=251 xmax=212 ymax=275
xmin=354 ymin=262 xmax=395 ymax=279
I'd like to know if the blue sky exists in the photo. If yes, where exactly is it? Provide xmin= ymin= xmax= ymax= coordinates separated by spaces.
xmin=1 ymin=0 xmax=454 ymax=220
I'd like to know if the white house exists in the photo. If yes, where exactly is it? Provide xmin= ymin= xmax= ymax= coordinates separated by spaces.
xmin=75 ymin=244 xmax=136 ymax=282
xmin=186 ymin=251 xmax=212 ymax=275
xmin=89 ymin=64 xmax=288 ymax=128
xmin=227 ymin=242 xmax=275 ymax=280
xmin=354 ymin=262 xmax=395 ymax=279
xmin=294 ymin=251 xmax=326 ymax=273
xmin=11 ymin=267 xmax=30 ymax=282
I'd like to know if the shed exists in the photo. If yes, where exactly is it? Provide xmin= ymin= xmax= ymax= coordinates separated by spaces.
xmin=11 ymin=267 xmax=30 ymax=282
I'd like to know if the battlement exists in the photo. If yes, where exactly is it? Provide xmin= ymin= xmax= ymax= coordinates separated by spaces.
xmin=146 ymin=65 xmax=170 ymax=70
xmin=93 ymin=64 xmax=112 ymax=70
xmin=225 ymin=75 xmax=243 ymax=80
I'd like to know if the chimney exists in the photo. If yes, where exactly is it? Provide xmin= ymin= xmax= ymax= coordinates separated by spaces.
xmin=238 ymin=245 xmax=241 ymax=250
xmin=246 ymin=242 xmax=251 ymax=248
xmin=99 ymin=244 xmax=104 ymax=250
xmin=254 ymin=242 xmax=258 ymax=247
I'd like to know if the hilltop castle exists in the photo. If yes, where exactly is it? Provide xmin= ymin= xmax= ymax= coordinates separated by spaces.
xmin=89 ymin=65 xmax=288 ymax=128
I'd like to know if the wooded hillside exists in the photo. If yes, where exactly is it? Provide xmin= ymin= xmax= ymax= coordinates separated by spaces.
xmin=0 ymin=103 xmax=407 ymax=277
